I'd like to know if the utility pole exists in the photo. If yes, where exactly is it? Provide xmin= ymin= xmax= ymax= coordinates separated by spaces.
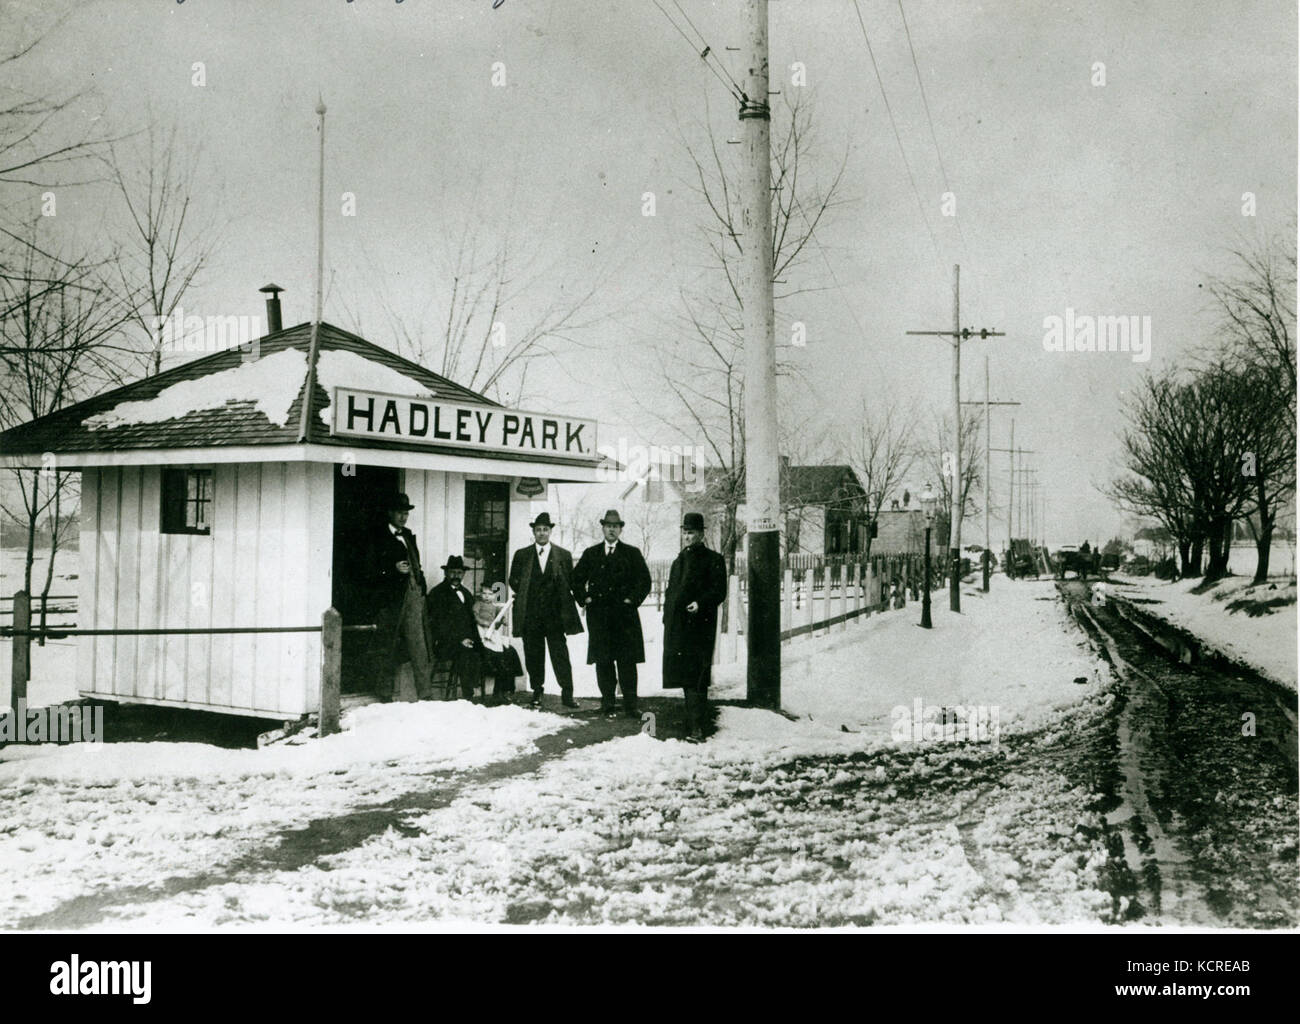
xmin=960 ymin=354 xmax=1018 ymax=591
xmin=297 ymin=97 xmax=327 ymax=443
xmin=740 ymin=0 xmax=780 ymax=708
xmin=906 ymin=265 xmax=1004 ymax=612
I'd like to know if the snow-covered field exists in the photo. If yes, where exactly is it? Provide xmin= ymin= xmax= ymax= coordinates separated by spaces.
xmin=714 ymin=578 xmax=1103 ymax=743
xmin=0 ymin=573 xmax=1120 ymax=929
xmin=0 ymin=549 xmax=80 ymax=709
xmin=1110 ymin=574 xmax=1297 ymax=692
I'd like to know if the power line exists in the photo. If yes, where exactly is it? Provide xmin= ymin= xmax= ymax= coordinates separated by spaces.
xmin=670 ymin=0 xmax=746 ymax=97
xmin=894 ymin=0 xmax=984 ymax=315
xmin=847 ymin=0 xmax=945 ymax=280
xmin=651 ymin=0 xmax=742 ymax=102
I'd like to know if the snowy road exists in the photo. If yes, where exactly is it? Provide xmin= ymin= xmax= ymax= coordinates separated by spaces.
xmin=1062 ymin=579 xmax=1298 ymax=928
xmin=8 ymin=577 xmax=1288 ymax=929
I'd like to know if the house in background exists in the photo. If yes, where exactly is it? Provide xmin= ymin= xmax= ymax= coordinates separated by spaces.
xmin=782 ymin=464 xmax=868 ymax=558
xmin=0 ymin=296 xmax=602 ymax=720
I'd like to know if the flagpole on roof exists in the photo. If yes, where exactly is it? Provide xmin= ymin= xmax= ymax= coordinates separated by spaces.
xmin=296 ymin=96 xmax=327 ymax=442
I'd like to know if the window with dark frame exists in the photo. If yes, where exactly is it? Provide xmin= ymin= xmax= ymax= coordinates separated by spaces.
xmin=463 ymin=480 xmax=509 ymax=595
xmin=161 ymin=468 xmax=213 ymax=535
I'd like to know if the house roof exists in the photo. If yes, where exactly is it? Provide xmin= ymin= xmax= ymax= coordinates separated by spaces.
xmin=0 ymin=322 xmax=550 ymax=462
xmin=785 ymin=465 xmax=864 ymax=508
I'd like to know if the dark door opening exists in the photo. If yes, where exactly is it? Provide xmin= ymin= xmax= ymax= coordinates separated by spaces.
xmin=333 ymin=464 xmax=401 ymax=693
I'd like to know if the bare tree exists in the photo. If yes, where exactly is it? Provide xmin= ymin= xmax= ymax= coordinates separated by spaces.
xmin=0 ymin=8 xmax=113 ymax=192
xmin=1207 ymin=234 xmax=1297 ymax=580
xmin=0 ymin=225 xmax=135 ymax=626
xmin=642 ymin=91 xmax=850 ymax=571
xmin=104 ymin=122 xmax=221 ymax=376
xmin=842 ymin=396 xmax=916 ymax=560
xmin=922 ymin=408 xmax=983 ymax=553
xmin=341 ymin=220 xmax=607 ymax=405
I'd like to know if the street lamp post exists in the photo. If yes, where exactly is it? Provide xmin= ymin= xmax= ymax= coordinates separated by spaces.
xmin=920 ymin=483 xmax=936 ymax=629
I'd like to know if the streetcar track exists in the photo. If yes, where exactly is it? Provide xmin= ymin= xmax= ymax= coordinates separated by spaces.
xmin=1056 ymin=578 xmax=1298 ymax=928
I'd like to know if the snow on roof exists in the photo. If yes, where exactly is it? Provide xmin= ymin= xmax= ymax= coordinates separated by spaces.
xmin=314 ymin=348 xmax=437 ymax=425
xmin=83 ymin=348 xmax=308 ymax=431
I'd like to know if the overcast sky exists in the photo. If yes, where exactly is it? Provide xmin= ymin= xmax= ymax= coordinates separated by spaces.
xmin=6 ymin=0 xmax=1296 ymax=546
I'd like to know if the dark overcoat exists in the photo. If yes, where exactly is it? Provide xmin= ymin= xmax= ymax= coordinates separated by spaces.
xmin=662 ymin=541 xmax=728 ymax=689
xmin=425 ymin=579 xmax=477 ymax=660
xmin=363 ymin=525 xmax=433 ymax=676
xmin=508 ymin=543 xmax=583 ymax=636
xmin=572 ymin=541 xmax=652 ymax=664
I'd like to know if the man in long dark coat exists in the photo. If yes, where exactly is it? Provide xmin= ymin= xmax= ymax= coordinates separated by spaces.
xmin=363 ymin=492 xmax=434 ymax=701
xmin=425 ymin=554 xmax=479 ymax=699
xmin=573 ymin=509 xmax=652 ymax=718
xmin=508 ymin=512 xmax=583 ymax=709
xmin=662 ymin=512 xmax=728 ymax=741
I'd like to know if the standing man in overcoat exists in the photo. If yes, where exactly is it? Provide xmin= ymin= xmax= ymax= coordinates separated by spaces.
xmin=572 ymin=510 xmax=652 ymax=718
xmin=508 ymin=511 xmax=583 ymax=709
xmin=364 ymin=492 xmax=434 ymax=701
xmin=662 ymin=512 xmax=728 ymax=741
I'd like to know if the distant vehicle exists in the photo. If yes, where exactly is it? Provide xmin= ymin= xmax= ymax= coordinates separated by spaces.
xmin=1054 ymin=544 xmax=1100 ymax=580
xmin=1007 ymin=538 xmax=1038 ymax=579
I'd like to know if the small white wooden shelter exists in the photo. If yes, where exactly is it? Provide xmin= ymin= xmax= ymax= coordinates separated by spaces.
xmin=0 ymin=321 xmax=602 ymax=719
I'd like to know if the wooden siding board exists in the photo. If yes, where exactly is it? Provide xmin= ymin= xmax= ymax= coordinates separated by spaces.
xmin=76 ymin=469 xmax=99 ymax=697
xmin=229 ymin=462 xmax=260 ymax=710
xmin=208 ymin=464 xmax=237 ymax=707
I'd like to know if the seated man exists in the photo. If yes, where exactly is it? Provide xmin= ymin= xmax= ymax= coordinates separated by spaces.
xmin=426 ymin=554 xmax=478 ymax=699
xmin=463 ymin=585 xmax=524 ymax=704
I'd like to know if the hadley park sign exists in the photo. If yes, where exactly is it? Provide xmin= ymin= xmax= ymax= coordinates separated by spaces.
xmin=331 ymin=388 xmax=598 ymax=459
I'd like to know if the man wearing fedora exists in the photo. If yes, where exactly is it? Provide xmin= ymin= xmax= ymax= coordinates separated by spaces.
xmin=425 ymin=554 xmax=480 ymax=699
xmin=663 ymin=512 xmax=728 ymax=741
xmin=364 ymin=492 xmax=434 ymax=701
xmin=573 ymin=509 xmax=653 ymax=717
xmin=508 ymin=512 xmax=583 ymax=708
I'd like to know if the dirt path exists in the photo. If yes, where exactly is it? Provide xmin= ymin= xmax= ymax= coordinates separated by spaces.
xmin=1060 ymin=578 xmax=1298 ymax=928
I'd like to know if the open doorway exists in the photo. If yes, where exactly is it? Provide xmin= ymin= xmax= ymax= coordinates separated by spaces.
xmin=333 ymin=464 xmax=400 ymax=693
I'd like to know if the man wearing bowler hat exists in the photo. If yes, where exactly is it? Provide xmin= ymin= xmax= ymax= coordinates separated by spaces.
xmin=662 ymin=512 xmax=727 ymax=740
xmin=364 ymin=492 xmax=434 ymax=701
xmin=573 ymin=510 xmax=653 ymax=717
xmin=425 ymin=555 xmax=479 ymax=699
xmin=508 ymin=511 xmax=583 ymax=708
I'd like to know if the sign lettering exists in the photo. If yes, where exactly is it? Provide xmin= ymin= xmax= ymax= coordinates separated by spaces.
xmin=331 ymin=389 xmax=598 ymax=460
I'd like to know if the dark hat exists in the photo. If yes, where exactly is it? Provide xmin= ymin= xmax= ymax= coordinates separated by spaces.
xmin=386 ymin=492 xmax=415 ymax=512
xmin=441 ymin=555 xmax=466 ymax=571
xmin=529 ymin=512 xmax=555 ymax=528
xmin=682 ymin=512 xmax=705 ymax=532
xmin=599 ymin=509 xmax=625 ymax=526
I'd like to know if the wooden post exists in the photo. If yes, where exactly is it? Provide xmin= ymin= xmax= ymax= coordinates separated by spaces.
xmin=11 ymin=590 xmax=30 ymax=707
xmin=850 ymin=563 xmax=860 ymax=616
xmin=782 ymin=567 xmax=793 ymax=637
xmin=803 ymin=568 xmax=814 ymax=634
xmin=733 ymin=571 xmax=743 ymax=660
xmin=842 ymin=558 xmax=852 ymax=623
xmin=319 ymin=607 xmax=341 ymax=738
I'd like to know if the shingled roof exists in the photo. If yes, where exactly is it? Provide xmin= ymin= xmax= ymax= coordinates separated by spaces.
xmin=0 ymin=322 xmax=497 ymax=457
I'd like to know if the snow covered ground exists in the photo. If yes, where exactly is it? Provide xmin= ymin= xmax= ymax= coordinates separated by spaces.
xmin=714 ymin=577 xmax=1104 ymax=743
xmin=1109 ymin=574 xmax=1297 ymax=692
xmin=0 ymin=574 xmax=1120 ymax=929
